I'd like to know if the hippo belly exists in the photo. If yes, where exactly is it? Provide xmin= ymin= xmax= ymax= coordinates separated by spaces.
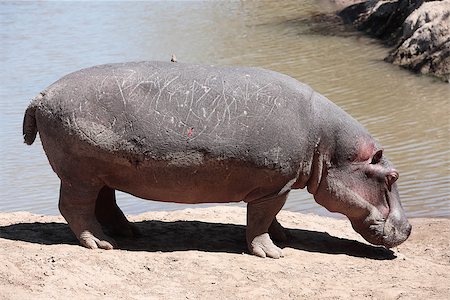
xmin=98 ymin=155 xmax=288 ymax=205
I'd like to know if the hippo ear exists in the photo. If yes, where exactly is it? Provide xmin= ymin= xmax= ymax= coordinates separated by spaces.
xmin=370 ymin=149 xmax=383 ymax=164
xmin=386 ymin=170 xmax=399 ymax=191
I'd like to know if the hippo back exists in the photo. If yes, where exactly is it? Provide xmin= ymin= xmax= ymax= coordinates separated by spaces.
xmin=36 ymin=61 xmax=316 ymax=176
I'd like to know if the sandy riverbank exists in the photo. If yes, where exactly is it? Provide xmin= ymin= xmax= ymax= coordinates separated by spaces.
xmin=0 ymin=207 xmax=448 ymax=299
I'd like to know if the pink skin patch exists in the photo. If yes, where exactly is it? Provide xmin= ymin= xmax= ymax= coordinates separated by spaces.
xmin=355 ymin=139 xmax=378 ymax=162
xmin=187 ymin=127 xmax=194 ymax=137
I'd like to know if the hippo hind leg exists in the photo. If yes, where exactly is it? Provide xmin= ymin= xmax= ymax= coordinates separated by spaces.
xmin=95 ymin=186 xmax=141 ymax=237
xmin=58 ymin=181 xmax=117 ymax=250
xmin=247 ymin=193 xmax=287 ymax=258
xmin=268 ymin=217 xmax=291 ymax=242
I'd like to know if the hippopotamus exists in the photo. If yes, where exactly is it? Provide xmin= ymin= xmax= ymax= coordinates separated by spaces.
xmin=23 ymin=61 xmax=411 ymax=258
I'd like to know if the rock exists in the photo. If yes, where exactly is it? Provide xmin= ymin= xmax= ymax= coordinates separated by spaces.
xmin=385 ymin=1 xmax=450 ymax=82
xmin=338 ymin=0 xmax=424 ymax=45
xmin=338 ymin=0 xmax=450 ymax=82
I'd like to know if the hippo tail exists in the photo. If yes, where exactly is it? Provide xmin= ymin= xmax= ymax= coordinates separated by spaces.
xmin=23 ymin=93 xmax=44 ymax=145
xmin=23 ymin=104 xmax=38 ymax=145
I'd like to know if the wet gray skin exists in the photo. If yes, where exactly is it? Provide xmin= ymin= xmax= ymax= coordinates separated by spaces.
xmin=23 ymin=61 xmax=411 ymax=258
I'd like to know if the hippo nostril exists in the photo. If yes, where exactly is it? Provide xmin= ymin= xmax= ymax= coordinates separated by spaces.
xmin=385 ymin=170 xmax=399 ymax=190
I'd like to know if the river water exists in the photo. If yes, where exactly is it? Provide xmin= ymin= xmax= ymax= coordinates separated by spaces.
xmin=1 ymin=1 xmax=449 ymax=218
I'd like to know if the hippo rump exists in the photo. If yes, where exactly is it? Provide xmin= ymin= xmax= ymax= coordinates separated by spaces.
xmin=23 ymin=61 xmax=411 ymax=258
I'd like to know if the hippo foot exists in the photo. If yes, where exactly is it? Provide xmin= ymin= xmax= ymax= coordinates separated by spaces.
xmin=249 ymin=233 xmax=283 ymax=259
xmin=79 ymin=230 xmax=117 ymax=250
xmin=59 ymin=182 xmax=120 ymax=250
xmin=269 ymin=218 xmax=291 ymax=242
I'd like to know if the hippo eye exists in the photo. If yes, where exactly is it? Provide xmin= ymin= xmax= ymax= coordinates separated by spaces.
xmin=370 ymin=149 xmax=383 ymax=164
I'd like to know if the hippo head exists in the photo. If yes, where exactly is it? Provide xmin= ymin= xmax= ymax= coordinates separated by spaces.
xmin=309 ymin=137 xmax=412 ymax=248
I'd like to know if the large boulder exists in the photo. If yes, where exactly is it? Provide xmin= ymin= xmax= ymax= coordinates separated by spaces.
xmin=385 ymin=1 xmax=450 ymax=82
xmin=338 ymin=0 xmax=450 ymax=82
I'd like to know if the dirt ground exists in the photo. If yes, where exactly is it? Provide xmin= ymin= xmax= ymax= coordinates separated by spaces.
xmin=0 ymin=207 xmax=449 ymax=299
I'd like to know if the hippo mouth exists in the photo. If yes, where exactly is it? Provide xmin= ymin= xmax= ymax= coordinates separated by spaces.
xmin=364 ymin=220 xmax=410 ymax=249
xmin=354 ymin=217 xmax=387 ymax=247
xmin=351 ymin=191 xmax=411 ymax=248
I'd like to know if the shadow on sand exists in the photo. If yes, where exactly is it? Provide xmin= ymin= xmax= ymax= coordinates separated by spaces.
xmin=0 ymin=219 xmax=395 ymax=260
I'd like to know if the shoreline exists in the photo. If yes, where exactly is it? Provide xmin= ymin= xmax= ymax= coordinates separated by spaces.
xmin=1 ymin=207 xmax=449 ymax=299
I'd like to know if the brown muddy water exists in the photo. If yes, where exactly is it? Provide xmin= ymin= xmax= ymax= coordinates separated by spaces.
xmin=1 ymin=1 xmax=449 ymax=217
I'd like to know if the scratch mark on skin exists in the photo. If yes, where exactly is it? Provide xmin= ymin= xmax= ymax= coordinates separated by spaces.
xmin=100 ymin=76 xmax=110 ymax=89
xmin=170 ymin=84 xmax=185 ymax=108
xmin=255 ymin=82 xmax=273 ymax=95
xmin=152 ymin=77 xmax=162 ymax=111
xmin=222 ymin=96 xmax=236 ymax=124
xmin=184 ymin=80 xmax=197 ymax=124
xmin=129 ymin=72 xmax=157 ymax=96
xmin=244 ymin=77 xmax=250 ymax=106
xmin=194 ymin=84 xmax=211 ymax=106
xmin=275 ymin=146 xmax=280 ymax=163
xmin=210 ymin=93 xmax=221 ymax=108
xmin=220 ymin=78 xmax=232 ymax=124
xmin=167 ymin=82 xmax=184 ymax=103
xmin=164 ymin=126 xmax=184 ymax=138
xmin=110 ymin=117 xmax=117 ymax=129
xmin=155 ymin=74 xmax=180 ymax=111
xmin=136 ymin=80 xmax=155 ymax=114
xmin=205 ymin=95 xmax=221 ymax=122
xmin=207 ymin=121 xmax=223 ymax=139
xmin=72 ymin=112 xmax=98 ymax=145
xmin=164 ymin=74 xmax=180 ymax=90
xmin=113 ymin=72 xmax=127 ymax=107
xmin=121 ymin=70 xmax=137 ymax=90
xmin=95 ymin=75 xmax=110 ymax=103
xmin=266 ymin=96 xmax=279 ymax=117
xmin=189 ymin=109 xmax=203 ymax=121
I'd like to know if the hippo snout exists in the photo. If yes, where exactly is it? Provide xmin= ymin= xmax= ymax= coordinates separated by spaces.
xmin=382 ymin=215 xmax=412 ymax=248
xmin=350 ymin=208 xmax=412 ymax=249
xmin=380 ymin=184 xmax=412 ymax=248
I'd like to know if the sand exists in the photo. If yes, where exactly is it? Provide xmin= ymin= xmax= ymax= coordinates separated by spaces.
xmin=0 ymin=207 xmax=449 ymax=299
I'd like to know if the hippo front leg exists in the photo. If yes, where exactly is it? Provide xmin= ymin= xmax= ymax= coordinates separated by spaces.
xmin=246 ymin=193 xmax=287 ymax=258
xmin=59 ymin=181 xmax=117 ymax=250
